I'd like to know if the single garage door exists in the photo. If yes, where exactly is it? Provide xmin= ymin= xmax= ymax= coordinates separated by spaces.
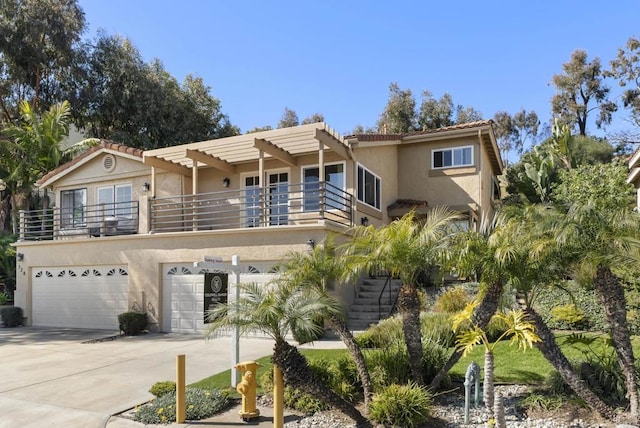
xmin=162 ymin=263 xmax=274 ymax=334
xmin=32 ymin=265 xmax=129 ymax=330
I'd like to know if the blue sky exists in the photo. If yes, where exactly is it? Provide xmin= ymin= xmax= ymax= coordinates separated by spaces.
xmin=79 ymin=0 xmax=639 ymax=153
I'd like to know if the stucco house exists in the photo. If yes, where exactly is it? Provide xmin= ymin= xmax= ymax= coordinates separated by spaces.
xmin=14 ymin=120 xmax=502 ymax=332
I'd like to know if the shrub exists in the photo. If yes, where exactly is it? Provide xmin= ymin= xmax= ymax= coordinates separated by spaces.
xmin=366 ymin=341 xmax=448 ymax=391
xmin=533 ymin=281 xmax=604 ymax=332
xmin=118 ymin=312 xmax=147 ymax=335
xmin=369 ymin=382 xmax=431 ymax=428
xmin=0 ymin=292 xmax=10 ymax=305
xmin=550 ymin=304 xmax=586 ymax=329
xmin=149 ymin=381 xmax=176 ymax=397
xmin=421 ymin=312 xmax=456 ymax=348
xmin=355 ymin=316 xmax=403 ymax=349
xmin=433 ymin=286 xmax=471 ymax=313
xmin=357 ymin=312 xmax=456 ymax=349
xmin=1 ymin=306 xmax=22 ymax=327
xmin=259 ymin=355 xmax=361 ymax=414
xmin=133 ymin=388 xmax=228 ymax=424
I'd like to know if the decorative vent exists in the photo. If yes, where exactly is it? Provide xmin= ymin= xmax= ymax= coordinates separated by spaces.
xmin=103 ymin=154 xmax=116 ymax=172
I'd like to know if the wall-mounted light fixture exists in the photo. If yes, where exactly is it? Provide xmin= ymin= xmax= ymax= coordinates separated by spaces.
xmin=360 ymin=216 xmax=369 ymax=226
xmin=17 ymin=253 xmax=24 ymax=262
xmin=141 ymin=182 xmax=150 ymax=192
xmin=222 ymin=177 xmax=230 ymax=188
xmin=306 ymin=239 xmax=315 ymax=252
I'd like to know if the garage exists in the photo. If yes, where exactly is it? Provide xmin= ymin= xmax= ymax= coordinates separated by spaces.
xmin=32 ymin=265 xmax=129 ymax=330
xmin=161 ymin=263 xmax=274 ymax=334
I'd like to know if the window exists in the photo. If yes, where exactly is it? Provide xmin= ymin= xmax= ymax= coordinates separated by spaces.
xmin=97 ymin=184 xmax=133 ymax=218
xmin=357 ymin=164 xmax=381 ymax=210
xmin=61 ymin=189 xmax=86 ymax=228
xmin=244 ymin=175 xmax=260 ymax=227
xmin=432 ymin=146 xmax=473 ymax=169
xmin=303 ymin=163 xmax=345 ymax=211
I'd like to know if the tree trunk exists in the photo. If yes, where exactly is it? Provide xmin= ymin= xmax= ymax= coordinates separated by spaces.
xmin=398 ymin=283 xmax=424 ymax=386
xmin=523 ymin=305 xmax=616 ymax=420
xmin=272 ymin=340 xmax=372 ymax=427
xmin=430 ymin=280 xmax=503 ymax=390
xmin=484 ymin=350 xmax=495 ymax=417
xmin=325 ymin=314 xmax=373 ymax=412
xmin=594 ymin=265 xmax=639 ymax=423
xmin=10 ymin=191 xmax=28 ymax=235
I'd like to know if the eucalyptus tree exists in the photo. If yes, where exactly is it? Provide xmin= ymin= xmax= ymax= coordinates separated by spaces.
xmin=206 ymin=281 xmax=372 ymax=427
xmin=608 ymin=36 xmax=640 ymax=126
xmin=282 ymin=238 xmax=373 ymax=411
xmin=551 ymin=49 xmax=617 ymax=136
xmin=343 ymin=208 xmax=462 ymax=386
xmin=0 ymin=0 xmax=85 ymax=121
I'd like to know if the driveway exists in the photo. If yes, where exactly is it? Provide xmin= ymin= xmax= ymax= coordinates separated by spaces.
xmin=0 ymin=328 xmax=276 ymax=428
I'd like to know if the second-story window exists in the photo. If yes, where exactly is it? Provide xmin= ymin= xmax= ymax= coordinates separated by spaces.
xmin=357 ymin=164 xmax=381 ymax=210
xmin=432 ymin=146 xmax=473 ymax=169
xmin=303 ymin=162 xmax=345 ymax=211
xmin=97 ymin=184 xmax=133 ymax=218
xmin=61 ymin=188 xmax=86 ymax=228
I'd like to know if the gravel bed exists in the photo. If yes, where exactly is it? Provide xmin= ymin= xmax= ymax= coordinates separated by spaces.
xmin=282 ymin=385 xmax=620 ymax=428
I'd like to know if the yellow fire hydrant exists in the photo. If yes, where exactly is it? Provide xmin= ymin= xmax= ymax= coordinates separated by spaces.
xmin=235 ymin=361 xmax=261 ymax=421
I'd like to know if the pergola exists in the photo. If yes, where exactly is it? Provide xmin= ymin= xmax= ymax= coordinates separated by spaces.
xmin=143 ymin=122 xmax=351 ymax=195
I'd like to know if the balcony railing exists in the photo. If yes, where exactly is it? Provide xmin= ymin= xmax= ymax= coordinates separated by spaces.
xmin=19 ymin=201 xmax=139 ymax=241
xmin=150 ymin=181 xmax=353 ymax=233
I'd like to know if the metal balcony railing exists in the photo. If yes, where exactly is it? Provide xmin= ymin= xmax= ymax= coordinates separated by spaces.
xmin=19 ymin=201 xmax=139 ymax=241
xmin=150 ymin=181 xmax=353 ymax=233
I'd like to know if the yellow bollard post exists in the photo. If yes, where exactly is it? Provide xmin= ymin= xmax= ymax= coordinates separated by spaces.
xmin=273 ymin=365 xmax=284 ymax=428
xmin=176 ymin=354 xmax=186 ymax=423
xmin=235 ymin=361 xmax=261 ymax=421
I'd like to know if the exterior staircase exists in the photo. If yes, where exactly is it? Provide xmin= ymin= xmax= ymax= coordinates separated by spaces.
xmin=347 ymin=276 xmax=402 ymax=331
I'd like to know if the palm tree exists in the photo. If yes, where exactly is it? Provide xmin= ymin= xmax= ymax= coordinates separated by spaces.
xmin=452 ymin=303 xmax=540 ymax=417
xmin=0 ymin=100 xmax=71 ymax=232
xmin=281 ymin=237 xmax=374 ymax=412
xmin=206 ymin=281 xmax=372 ymax=427
xmin=430 ymin=215 xmax=512 ymax=391
xmin=533 ymin=201 xmax=640 ymax=423
xmin=342 ymin=208 xmax=462 ymax=386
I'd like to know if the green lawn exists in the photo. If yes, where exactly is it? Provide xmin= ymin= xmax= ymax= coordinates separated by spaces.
xmin=189 ymin=349 xmax=348 ymax=397
xmin=189 ymin=332 xmax=640 ymax=393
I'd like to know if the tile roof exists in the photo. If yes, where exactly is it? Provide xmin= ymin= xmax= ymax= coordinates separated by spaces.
xmin=347 ymin=120 xmax=494 ymax=141
xmin=37 ymin=140 xmax=143 ymax=186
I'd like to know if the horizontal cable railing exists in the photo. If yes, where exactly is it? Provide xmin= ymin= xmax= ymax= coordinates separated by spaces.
xmin=150 ymin=182 xmax=353 ymax=233
xmin=20 ymin=201 xmax=139 ymax=241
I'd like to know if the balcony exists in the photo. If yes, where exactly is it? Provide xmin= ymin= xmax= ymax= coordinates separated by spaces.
xmin=150 ymin=181 xmax=353 ymax=233
xmin=19 ymin=201 xmax=140 ymax=241
xmin=19 ymin=182 xmax=353 ymax=241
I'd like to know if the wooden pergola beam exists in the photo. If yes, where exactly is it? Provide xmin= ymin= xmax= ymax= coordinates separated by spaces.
xmin=314 ymin=128 xmax=351 ymax=160
xmin=143 ymin=156 xmax=192 ymax=177
xmin=185 ymin=149 xmax=236 ymax=174
xmin=254 ymin=138 xmax=297 ymax=166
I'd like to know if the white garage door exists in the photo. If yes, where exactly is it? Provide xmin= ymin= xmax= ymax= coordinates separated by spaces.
xmin=32 ymin=266 xmax=129 ymax=330
xmin=162 ymin=263 xmax=275 ymax=334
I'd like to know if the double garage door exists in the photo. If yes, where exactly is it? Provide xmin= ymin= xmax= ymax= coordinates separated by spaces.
xmin=32 ymin=265 xmax=129 ymax=330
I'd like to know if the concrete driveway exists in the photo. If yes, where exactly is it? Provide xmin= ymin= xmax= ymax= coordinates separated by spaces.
xmin=0 ymin=328 xmax=276 ymax=428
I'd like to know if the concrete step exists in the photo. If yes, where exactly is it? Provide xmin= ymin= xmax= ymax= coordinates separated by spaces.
xmin=349 ymin=304 xmax=392 ymax=313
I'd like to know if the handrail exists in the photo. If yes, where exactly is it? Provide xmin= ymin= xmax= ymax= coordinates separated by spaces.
xmin=150 ymin=181 xmax=353 ymax=233
xmin=377 ymin=274 xmax=393 ymax=320
xmin=19 ymin=201 xmax=139 ymax=241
